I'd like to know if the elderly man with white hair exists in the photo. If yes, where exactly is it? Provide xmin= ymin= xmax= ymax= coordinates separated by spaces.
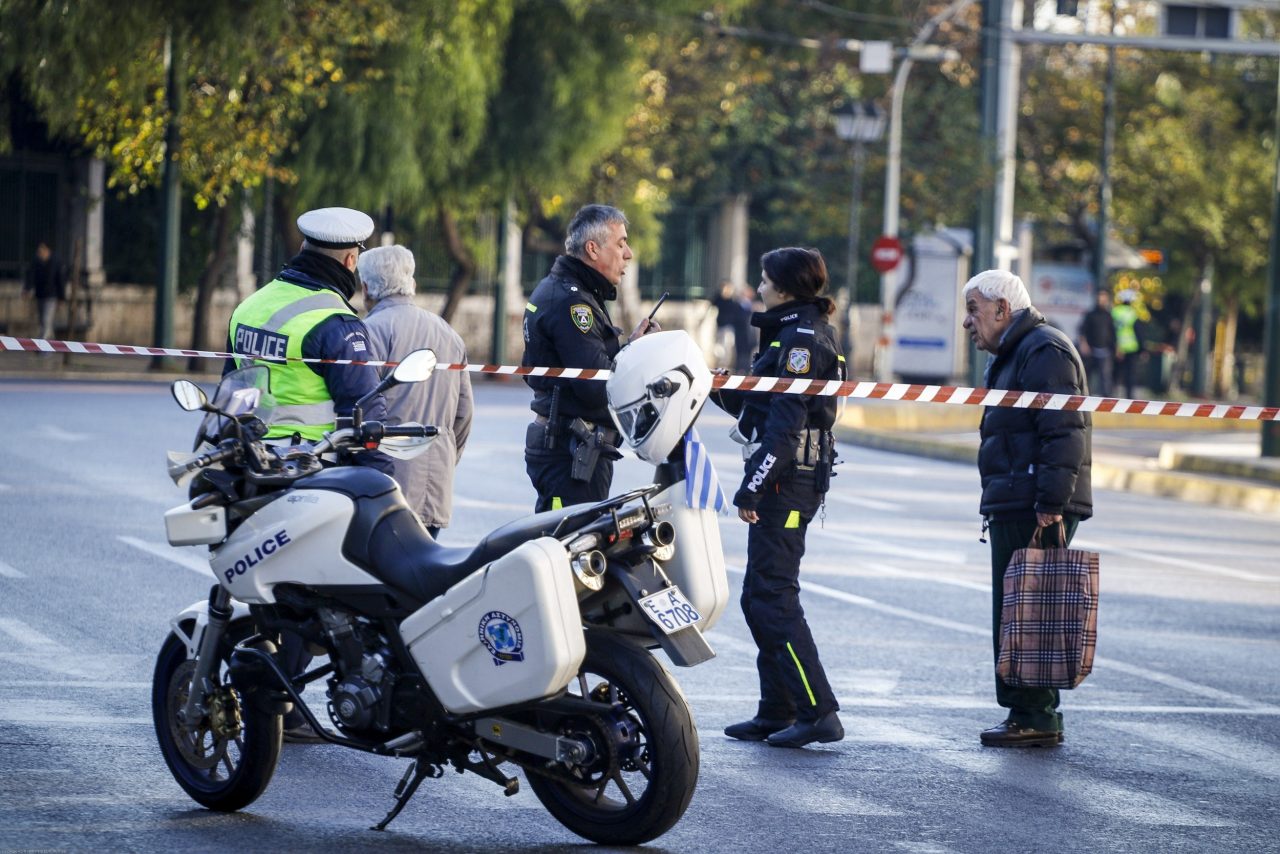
xmin=359 ymin=245 xmax=473 ymax=538
xmin=961 ymin=269 xmax=1092 ymax=749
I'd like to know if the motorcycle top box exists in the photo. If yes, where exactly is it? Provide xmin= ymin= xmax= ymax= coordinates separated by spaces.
xmin=400 ymin=536 xmax=586 ymax=714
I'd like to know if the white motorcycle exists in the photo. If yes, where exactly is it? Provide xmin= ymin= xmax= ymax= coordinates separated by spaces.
xmin=152 ymin=332 xmax=729 ymax=846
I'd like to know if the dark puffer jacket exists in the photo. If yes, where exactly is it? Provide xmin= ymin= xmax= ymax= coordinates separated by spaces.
xmin=978 ymin=307 xmax=1092 ymax=520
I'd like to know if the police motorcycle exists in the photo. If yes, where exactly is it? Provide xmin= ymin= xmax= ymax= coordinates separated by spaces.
xmin=152 ymin=331 xmax=729 ymax=846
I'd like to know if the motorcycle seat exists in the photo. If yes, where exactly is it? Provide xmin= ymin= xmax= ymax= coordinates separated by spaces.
xmin=360 ymin=503 xmax=590 ymax=604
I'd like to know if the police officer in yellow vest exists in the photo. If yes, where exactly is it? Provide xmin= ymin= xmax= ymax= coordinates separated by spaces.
xmin=225 ymin=207 xmax=388 ymax=743
xmin=226 ymin=206 xmax=389 ymax=466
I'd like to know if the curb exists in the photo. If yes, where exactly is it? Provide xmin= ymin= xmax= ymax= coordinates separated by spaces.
xmin=834 ymin=425 xmax=1280 ymax=517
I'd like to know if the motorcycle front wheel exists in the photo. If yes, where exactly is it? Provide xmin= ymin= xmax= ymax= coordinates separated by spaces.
xmin=527 ymin=631 xmax=699 ymax=845
xmin=151 ymin=623 xmax=281 ymax=811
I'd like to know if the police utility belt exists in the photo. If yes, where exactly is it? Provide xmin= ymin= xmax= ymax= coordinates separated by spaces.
xmin=731 ymin=425 xmax=828 ymax=467
xmin=529 ymin=412 xmax=622 ymax=483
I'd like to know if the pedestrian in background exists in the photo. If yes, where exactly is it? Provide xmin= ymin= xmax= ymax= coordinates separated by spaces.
xmin=1112 ymin=289 xmax=1142 ymax=399
xmin=23 ymin=241 xmax=65 ymax=340
xmin=961 ymin=269 xmax=1092 ymax=748
xmin=521 ymin=204 xmax=659 ymax=513
xmin=359 ymin=244 xmax=473 ymax=539
xmin=711 ymin=279 xmax=743 ymax=369
xmin=713 ymin=246 xmax=845 ymax=749
xmin=733 ymin=283 xmax=757 ymax=372
xmin=1077 ymin=289 xmax=1115 ymax=397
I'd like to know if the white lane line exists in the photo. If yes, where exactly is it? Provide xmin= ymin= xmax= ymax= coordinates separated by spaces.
xmin=1104 ymin=720 xmax=1280 ymax=779
xmin=1 ymin=681 xmax=151 ymax=689
xmin=0 ymin=483 xmax=12 ymax=491
xmin=727 ymin=567 xmax=1278 ymax=712
xmin=689 ymin=694 xmax=1280 ymax=715
xmin=0 ymin=617 xmax=64 ymax=650
xmin=855 ymin=717 xmax=1233 ymax=827
xmin=0 ymin=708 xmax=151 ymax=726
xmin=0 ymin=560 xmax=27 ymax=578
xmin=1073 ymin=538 xmax=1277 ymax=584
xmin=860 ymin=559 xmax=990 ymax=593
xmin=44 ymin=425 xmax=90 ymax=442
xmin=117 ymin=536 xmax=212 ymax=577
xmin=825 ymin=491 xmax=906 ymax=512
xmin=811 ymin=527 xmax=969 ymax=565
xmin=453 ymin=495 xmax=533 ymax=514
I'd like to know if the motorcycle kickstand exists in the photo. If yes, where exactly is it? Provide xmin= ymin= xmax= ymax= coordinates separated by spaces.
xmin=371 ymin=758 xmax=442 ymax=832
xmin=457 ymin=747 xmax=520 ymax=797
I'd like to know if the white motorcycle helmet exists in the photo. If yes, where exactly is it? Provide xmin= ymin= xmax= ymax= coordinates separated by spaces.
xmin=608 ymin=330 xmax=712 ymax=464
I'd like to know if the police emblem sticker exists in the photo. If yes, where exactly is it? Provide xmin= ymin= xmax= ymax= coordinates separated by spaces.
xmin=478 ymin=610 xmax=525 ymax=666
xmin=570 ymin=304 xmax=594 ymax=333
xmin=787 ymin=347 xmax=811 ymax=374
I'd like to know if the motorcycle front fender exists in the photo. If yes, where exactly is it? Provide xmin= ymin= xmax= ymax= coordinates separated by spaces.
xmin=170 ymin=598 xmax=253 ymax=658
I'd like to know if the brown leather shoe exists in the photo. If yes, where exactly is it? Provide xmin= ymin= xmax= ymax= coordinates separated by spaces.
xmin=724 ymin=716 xmax=794 ymax=742
xmin=979 ymin=719 xmax=1062 ymax=748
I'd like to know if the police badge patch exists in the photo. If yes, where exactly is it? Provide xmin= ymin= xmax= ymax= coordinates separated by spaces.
xmin=478 ymin=610 xmax=525 ymax=666
xmin=570 ymin=304 xmax=594 ymax=333
xmin=787 ymin=347 xmax=811 ymax=374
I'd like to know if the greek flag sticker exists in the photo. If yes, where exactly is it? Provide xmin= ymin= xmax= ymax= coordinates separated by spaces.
xmin=683 ymin=428 xmax=727 ymax=513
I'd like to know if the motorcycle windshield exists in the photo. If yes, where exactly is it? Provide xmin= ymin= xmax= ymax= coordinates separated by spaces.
xmin=194 ymin=365 xmax=277 ymax=448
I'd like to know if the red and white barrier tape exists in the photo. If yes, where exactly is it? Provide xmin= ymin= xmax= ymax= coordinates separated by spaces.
xmin=4 ymin=335 xmax=1278 ymax=422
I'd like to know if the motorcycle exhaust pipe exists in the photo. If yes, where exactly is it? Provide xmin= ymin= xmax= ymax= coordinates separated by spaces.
xmin=572 ymin=550 xmax=608 ymax=593
xmin=649 ymin=520 xmax=676 ymax=548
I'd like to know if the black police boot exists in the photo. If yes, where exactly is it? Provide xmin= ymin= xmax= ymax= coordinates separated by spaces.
xmin=724 ymin=716 xmax=795 ymax=742
xmin=765 ymin=711 xmax=844 ymax=748
xmin=979 ymin=719 xmax=1062 ymax=748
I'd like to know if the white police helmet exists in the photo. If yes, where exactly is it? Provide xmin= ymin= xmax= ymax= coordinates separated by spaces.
xmin=607 ymin=330 xmax=712 ymax=464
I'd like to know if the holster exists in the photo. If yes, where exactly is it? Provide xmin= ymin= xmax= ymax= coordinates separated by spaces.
xmin=812 ymin=430 xmax=835 ymax=493
xmin=568 ymin=418 xmax=621 ymax=482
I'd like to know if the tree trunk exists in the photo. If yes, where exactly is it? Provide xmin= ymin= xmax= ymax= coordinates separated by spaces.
xmin=1211 ymin=295 xmax=1238 ymax=400
xmin=438 ymin=204 xmax=475 ymax=324
xmin=189 ymin=205 xmax=233 ymax=371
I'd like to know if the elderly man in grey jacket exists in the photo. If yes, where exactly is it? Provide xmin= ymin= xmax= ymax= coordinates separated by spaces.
xmin=358 ymin=245 xmax=473 ymax=537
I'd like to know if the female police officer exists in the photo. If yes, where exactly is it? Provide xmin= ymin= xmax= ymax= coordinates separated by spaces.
xmin=713 ymin=247 xmax=845 ymax=749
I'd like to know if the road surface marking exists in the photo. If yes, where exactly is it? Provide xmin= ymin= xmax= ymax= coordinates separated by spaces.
xmin=117 ymin=536 xmax=212 ymax=577
xmin=811 ymin=527 xmax=968 ymax=565
xmin=453 ymin=495 xmax=533 ymax=514
xmin=0 ymin=560 xmax=27 ymax=578
xmin=1104 ymin=720 xmax=1280 ymax=779
xmin=825 ymin=492 xmax=906 ymax=512
xmin=725 ymin=566 xmax=1278 ymax=712
xmin=1073 ymin=538 xmax=1276 ymax=583
xmin=0 ymin=617 xmax=64 ymax=650
xmin=45 ymin=425 xmax=90 ymax=442
xmin=854 ymin=716 xmax=1234 ymax=827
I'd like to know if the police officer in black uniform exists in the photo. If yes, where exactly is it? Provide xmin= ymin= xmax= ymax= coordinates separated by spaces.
xmin=522 ymin=204 xmax=658 ymax=512
xmin=713 ymin=247 xmax=845 ymax=749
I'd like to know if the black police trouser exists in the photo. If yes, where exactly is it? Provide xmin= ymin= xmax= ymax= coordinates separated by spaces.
xmin=524 ymin=427 xmax=614 ymax=513
xmin=741 ymin=474 xmax=838 ymax=723
xmin=987 ymin=515 xmax=1080 ymax=733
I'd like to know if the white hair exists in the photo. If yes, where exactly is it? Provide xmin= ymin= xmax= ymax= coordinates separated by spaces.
xmin=962 ymin=269 xmax=1031 ymax=312
xmin=358 ymin=245 xmax=416 ymax=300
xmin=565 ymin=204 xmax=628 ymax=258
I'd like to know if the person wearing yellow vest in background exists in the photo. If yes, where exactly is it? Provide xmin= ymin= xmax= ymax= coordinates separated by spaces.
xmin=224 ymin=206 xmax=389 ymax=743
xmin=1112 ymin=289 xmax=1142 ymax=400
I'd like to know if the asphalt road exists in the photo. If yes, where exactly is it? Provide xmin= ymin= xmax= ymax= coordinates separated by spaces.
xmin=1 ymin=378 xmax=1278 ymax=853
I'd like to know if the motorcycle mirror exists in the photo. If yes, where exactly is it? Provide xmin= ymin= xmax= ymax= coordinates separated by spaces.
xmin=171 ymin=380 xmax=209 ymax=412
xmin=392 ymin=349 xmax=438 ymax=384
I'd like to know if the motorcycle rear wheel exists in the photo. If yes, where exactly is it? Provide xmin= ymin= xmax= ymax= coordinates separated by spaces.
xmin=527 ymin=631 xmax=699 ymax=845
xmin=152 ymin=623 xmax=281 ymax=811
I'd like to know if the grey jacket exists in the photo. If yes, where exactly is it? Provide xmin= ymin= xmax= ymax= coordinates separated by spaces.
xmin=364 ymin=295 xmax=473 ymax=529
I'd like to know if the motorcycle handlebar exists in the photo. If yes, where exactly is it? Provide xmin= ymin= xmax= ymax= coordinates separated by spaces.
xmin=167 ymin=442 xmax=238 ymax=480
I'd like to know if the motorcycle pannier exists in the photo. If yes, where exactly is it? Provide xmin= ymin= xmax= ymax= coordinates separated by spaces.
xmin=399 ymin=537 xmax=586 ymax=714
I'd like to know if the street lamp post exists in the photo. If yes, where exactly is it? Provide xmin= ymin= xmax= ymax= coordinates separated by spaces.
xmin=833 ymin=101 xmax=887 ymax=360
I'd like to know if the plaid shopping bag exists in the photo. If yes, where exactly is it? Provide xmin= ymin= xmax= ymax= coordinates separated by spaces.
xmin=996 ymin=525 xmax=1100 ymax=689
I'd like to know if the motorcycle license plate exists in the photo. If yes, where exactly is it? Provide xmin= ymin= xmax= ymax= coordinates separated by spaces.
xmin=638 ymin=586 xmax=701 ymax=635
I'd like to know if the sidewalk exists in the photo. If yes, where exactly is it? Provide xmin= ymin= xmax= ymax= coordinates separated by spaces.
xmin=835 ymin=400 xmax=1280 ymax=517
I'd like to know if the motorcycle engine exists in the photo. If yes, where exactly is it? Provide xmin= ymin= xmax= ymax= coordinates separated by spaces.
xmin=317 ymin=607 xmax=397 ymax=735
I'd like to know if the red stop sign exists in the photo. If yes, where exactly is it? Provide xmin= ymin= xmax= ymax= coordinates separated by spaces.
xmin=870 ymin=235 xmax=905 ymax=274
